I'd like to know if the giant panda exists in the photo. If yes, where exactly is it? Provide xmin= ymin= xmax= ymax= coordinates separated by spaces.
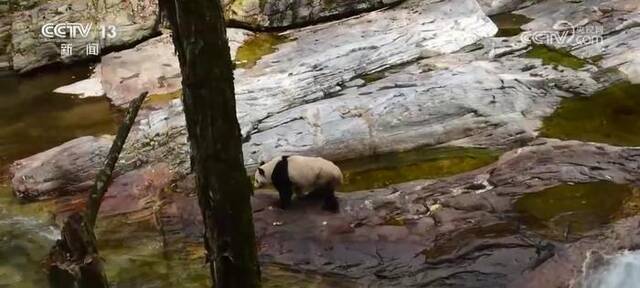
xmin=253 ymin=155 xmax=342 ymax=212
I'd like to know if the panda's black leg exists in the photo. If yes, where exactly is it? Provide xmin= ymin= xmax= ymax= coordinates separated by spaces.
xmin=276 ymin=185 xmax=293 ymax=210
xmin=271 ymin=156 xmax=293 ymax=210
xmin=321 ymin=187 xmax=339 ymax=213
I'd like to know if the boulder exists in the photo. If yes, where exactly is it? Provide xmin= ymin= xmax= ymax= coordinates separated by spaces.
xmin=224 ymin=0 xmax=404 ymax=29
xmin=10 ymin=0 xmax=159 ymax=73
xmin=9 ymin=136 xmax=114 ymax=201
xmin=97 ymin=29 xmax=253 ymax=106
xmin=113 ymin=0 xmax=499 ymax=173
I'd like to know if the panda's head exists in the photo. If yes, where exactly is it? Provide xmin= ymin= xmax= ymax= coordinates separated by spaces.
xmin=253 ymin=160 xmax=270 ymax=188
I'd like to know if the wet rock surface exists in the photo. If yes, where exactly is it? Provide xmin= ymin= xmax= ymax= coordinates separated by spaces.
xmin=155 ymin=139 xmax=640 ymax=287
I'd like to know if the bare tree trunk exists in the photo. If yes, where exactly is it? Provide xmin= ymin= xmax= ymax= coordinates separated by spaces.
xmin=160 ymin=0 xmax=261 ymax=287
xmin=47 ymin=92 xmax=148 ymax=288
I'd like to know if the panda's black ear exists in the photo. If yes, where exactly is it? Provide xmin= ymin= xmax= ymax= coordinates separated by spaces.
xmin=259 ymin=161 xmax=265 ymax=166
xmin=258 ymin=168 xmax=265 ymax=176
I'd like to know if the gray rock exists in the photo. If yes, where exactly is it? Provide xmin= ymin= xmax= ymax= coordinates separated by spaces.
xmin=98 ymin=29 xmax=253 ymax=106
xmin=116 ymin=0 xmax=499 ymax=173
xmin=225 ymin=0 xmax=404 ymax=29
xmin=10 ymin=0 xmax=159 ymax=73
xmin=515 ymin=0 xmax=640 ymax=82
xmin=243 ymin=53 xmax=605 ymax=165
xmin=572 ymin=26 xmax=640 ymax=83
xmin=477 ymin=0 xmax=528 ymax=15
xmin=0 ymin=15 xmax=11 ymax=70
xmin=9 ymin=136 xmax=115 ymax=201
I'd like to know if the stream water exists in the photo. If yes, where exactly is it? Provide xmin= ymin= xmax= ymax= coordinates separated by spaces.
xmin=584 ymin=250 xmax=640 ymax=288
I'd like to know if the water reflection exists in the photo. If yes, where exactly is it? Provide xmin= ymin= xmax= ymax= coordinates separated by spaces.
xmin=0 ymin=66 xmax=120 ymax=167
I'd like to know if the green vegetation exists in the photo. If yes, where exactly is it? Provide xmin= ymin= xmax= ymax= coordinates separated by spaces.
xmin=515 ymin=182 xmax=637 ymax=240
xmin=361 ymin=71 xmax=387 ymax=84
xmin=338 ymin=146 xmax=500 ymax=192
xmin=541 ymin=82 xmax=640 ymax=146
xmin=235 ymin=33 xmax=291 ymax=69
xmin=489 ymin=13 xmax=532 ymax=37
xmin=525 ymin=45 xmax=587 ymax=69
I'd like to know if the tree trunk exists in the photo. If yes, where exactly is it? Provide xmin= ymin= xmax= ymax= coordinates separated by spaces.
xmin=47 ymin=92 xmax=148 ymax=288
xmin=160 ymin=1 xmax=261 ymax=287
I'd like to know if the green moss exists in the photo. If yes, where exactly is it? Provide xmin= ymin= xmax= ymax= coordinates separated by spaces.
xmin=588 ymin=54 xmax=604 ymax=63
xmin=235 ymin=33 xmax=291 ymax=69
xmin=337 ymin=146 xmax=500 ymax=192
xmin=143 ymin=90 xmax=182 ymax=107
xmin=515 ymin=182 xmax=635 ymax=240
xmin=361 ymin=71 xmax=386 ymax=84
xmin=541 ymin=82 xmax=640 ymax=146
xmin=359 ymin=62 xmax=413 ymax=84
xmin=525 ymin=45 xmax=587 ymax=70
xmin=490 ymin=13 xmax=533 ymax=37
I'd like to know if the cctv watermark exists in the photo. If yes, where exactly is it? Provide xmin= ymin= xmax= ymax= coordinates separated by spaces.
xmin=520 ymin=21 xmax=604 ymax=46
xmin=40 ymin=22 xmax=117 ymax=57
xmin=41 ymin=23 xmax=117 ymax=42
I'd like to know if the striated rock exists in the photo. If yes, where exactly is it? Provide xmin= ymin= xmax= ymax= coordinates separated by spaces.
xmin=94 ymin=0 xmax=496 ymax=108
xmin=515 ymin=0 xmax=640 ymax=83
xmin=97 ymin=29 xmax=253 ymax=106
xmin=108 ymin=0 xmax=498 ymax=174
xmin=10 ymin=0 xmax=159 ymax=73
xmin=572 ymin=26 xmax=640 ymax=84
xmin=517 ymin=0 xmax=639 ymax=34
xmin=243 ymin=53 xmax=605 ymax=164
xmin=0 ymin=15 xmax=11 ymax=71
xmin=9 ymin=136 xmax=114 ymax=201
xmin=224 ymin=0 xmax=404 ymax=29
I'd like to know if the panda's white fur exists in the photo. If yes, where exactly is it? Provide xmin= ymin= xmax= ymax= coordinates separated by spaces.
xmin=254 ymin=155 xmax=342 ymax=211
xmin=254 ymin=155 xmax=343 ymax=194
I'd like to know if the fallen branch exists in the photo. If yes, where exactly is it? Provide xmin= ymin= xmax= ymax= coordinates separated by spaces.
xmin=47 ymin=91 xmax=148 ymax=288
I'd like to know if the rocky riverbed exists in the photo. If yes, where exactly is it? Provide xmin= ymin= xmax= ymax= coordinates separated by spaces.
xmin=2 ymin=0 xmax=640 ymax=286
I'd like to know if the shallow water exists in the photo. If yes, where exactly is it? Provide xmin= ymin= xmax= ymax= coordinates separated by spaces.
xmin=515 ymin=182 xmax=637 ymax=241
xmin=235 ymin=33 xmax=291 ymax=69
xmin=489 ymin=13 xmax=533 ymax=37
xmin=338 ymin=146 xmax=500 ymax=192
xmin=541 ymin=82 xmax=640 ymax=146
xmin=0 ymin=180 xmax=58 ymax=288
xmin=0 ymin=66 xmax=120 ymax=168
